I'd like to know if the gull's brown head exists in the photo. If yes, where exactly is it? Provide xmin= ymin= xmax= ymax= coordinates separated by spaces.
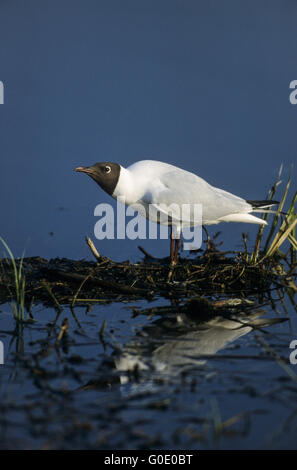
xmin=75 ymin=162 xmax=121 ymax=196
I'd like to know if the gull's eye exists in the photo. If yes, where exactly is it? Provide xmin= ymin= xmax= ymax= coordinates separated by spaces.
xmin=104 ymin=165 xmax=111 ymax=174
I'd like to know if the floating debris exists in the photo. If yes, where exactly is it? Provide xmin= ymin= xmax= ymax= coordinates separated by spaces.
xmin=0 ymin=249 xmax=292 ymax=311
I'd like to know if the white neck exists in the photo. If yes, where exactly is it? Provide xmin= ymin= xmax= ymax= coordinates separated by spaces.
xmin=112 ymin=166 xmax=137 ymax=204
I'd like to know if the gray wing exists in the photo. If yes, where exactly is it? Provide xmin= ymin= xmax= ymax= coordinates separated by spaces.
xmin=143 ymin=170 xmax=251 ymax=225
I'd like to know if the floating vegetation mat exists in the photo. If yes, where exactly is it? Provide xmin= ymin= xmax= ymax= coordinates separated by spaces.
xmin=0 ymin=247 xmax=295 ymax=311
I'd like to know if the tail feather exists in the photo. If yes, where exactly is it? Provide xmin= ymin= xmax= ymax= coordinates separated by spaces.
xmin=247 ymin=200 xmax=287 ymax=216
xmin=218 ymin=213 xmax=268 ymax=225
xmin=252 ymin=209 xmax=286 ymax=215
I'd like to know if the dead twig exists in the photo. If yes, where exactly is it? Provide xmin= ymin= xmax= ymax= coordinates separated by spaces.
xmin=41 ymin=267 xmax=152 ymax=297
xmin=138 ymin=245 xmax=156 ymax=259
xmin=85 ymin=236 xmax=101 ymax=262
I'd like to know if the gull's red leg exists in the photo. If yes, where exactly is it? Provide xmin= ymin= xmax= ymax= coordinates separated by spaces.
xmin=173 ymin=238 xmax=180 ymax=263
xmin=170 ymin=227 xmax=174 ymax=261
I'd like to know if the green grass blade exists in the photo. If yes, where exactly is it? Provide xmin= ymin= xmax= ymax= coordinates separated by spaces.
xmin=250 ymin=165 xmax=284 ymax=263
xmin=263 ymin=169 xmax=292 ymax=254
xmin=0 ymin=237 xmax=26 ymax=321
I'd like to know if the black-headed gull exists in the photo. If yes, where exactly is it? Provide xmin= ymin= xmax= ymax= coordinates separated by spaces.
xmin=75 ymin=160 xmax=278 ymax=262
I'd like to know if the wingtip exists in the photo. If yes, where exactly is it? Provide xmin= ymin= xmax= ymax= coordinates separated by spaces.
xmin=246 ymin=200 xmax=279 ymax=209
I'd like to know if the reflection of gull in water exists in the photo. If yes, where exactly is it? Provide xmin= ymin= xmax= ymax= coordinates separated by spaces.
xmin=79 ymin=305 xmax=287 ymax=394
xmin=151 ymin=316 xmax=254 ymax=373
xmin=114 ymin=309 xmax=277 ymax=383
